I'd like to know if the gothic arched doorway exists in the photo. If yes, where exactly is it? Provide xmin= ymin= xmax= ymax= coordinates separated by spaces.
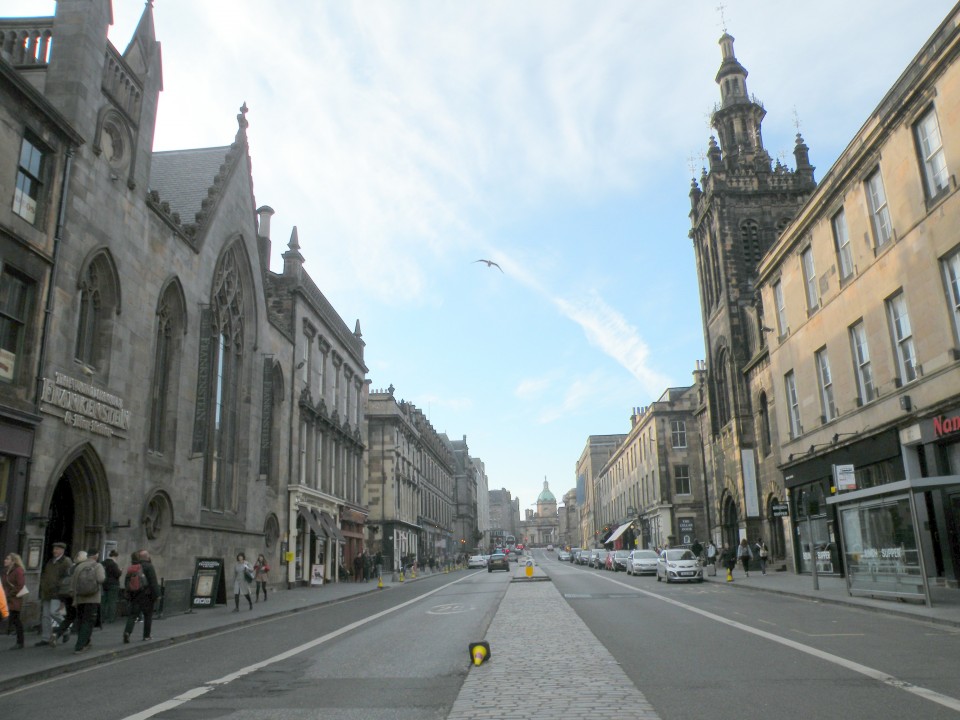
xmin=43 ymin=445 xmax=110 ymax=562
xmin=721 ymin=494 xmax=738 ymax=549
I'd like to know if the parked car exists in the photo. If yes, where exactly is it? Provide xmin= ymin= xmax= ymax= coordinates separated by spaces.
xmin=577 ymin=550 xmax=593 ymax=566
xmin=626 ymin=549 xmax=659 ymax=576
xmin=611 ymin=550 xmax=631 ymax=571
xmin=487 ymin=553 xmax=510 ymax=572
xmin=656 ymin=548 xmax=703 ymax=583
xmin=558 ymin=551 xmax=571 ymax=561
xmin=592 ymin=550 xmax=609 ymax=569
xmin=604 ymin=551 xmax=616 ymax=570
xmin=569 ymin=548 xmax=582 ymax=563
xmin=468 ymin=555 xmax=486 ymax=569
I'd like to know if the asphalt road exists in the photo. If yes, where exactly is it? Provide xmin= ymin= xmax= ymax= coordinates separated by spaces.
xmin=540 ymin=550 xmax=960 ymax=720
xmin=2 ymin=570 xmax=507 ymax=720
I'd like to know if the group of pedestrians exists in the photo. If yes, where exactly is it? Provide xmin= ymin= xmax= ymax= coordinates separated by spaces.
xmin=715 ymin=538 xmax=769 ymax=579
xmin=231 ymin=552 xmax=270 ymax=611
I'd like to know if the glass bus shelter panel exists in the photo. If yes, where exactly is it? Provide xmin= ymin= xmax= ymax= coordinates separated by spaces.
xmin=840 ymin=496 xmax=924 ymax=599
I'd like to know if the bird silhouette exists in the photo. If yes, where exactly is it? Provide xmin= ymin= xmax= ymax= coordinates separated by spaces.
xmin=473 ymin=259 xmax=503 ymax=272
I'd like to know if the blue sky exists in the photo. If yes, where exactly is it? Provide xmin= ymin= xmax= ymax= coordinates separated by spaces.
xmin=18 ymin=1 xmax=957 ymax=512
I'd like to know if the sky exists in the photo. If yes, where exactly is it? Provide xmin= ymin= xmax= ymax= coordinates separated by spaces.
xmin=13 ymin=0 xmax=958 ymax=513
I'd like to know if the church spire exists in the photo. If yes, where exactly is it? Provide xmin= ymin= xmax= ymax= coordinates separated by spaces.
xmin=710 ymin=32 xmax=768 ymax=170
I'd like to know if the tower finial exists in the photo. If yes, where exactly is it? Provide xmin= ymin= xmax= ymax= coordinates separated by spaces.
xmin=717 ymin=3 xmax=728 ymax=33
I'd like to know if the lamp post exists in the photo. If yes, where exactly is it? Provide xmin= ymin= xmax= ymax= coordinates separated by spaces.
xmin=800 ymin=491 xmax=820 ymax=591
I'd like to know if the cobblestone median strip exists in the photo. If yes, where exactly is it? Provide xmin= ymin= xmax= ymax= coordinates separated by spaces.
xmin=447 ymin=580 xmax=662 ymax=720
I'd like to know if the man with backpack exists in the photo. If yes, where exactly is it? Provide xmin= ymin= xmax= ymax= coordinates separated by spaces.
xmin=71 ymin=549 xmax=105 ymax=654
xmin=122 ymin=550 xmax=160 ymax=644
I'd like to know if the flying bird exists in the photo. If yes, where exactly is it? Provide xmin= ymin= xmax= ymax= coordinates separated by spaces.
xmin=473 ymin=259 xmax=503 ymax=272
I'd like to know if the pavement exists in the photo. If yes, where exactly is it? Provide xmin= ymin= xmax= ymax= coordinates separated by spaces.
xmin=2 ymin=556 xmax=958 ymax=709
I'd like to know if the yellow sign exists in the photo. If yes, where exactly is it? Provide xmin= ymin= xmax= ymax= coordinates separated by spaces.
xmin=285 ymin=551 xmax=294 ymax=563
xmin=525 ymin=564 xmax=534 ymax=578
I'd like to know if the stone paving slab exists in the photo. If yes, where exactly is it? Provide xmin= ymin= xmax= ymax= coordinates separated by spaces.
xmin=447 ymin=579 xmax=662 ymax=720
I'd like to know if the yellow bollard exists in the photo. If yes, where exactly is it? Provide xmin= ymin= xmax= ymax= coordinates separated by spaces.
xmin=377 ymin=576 xmax=383 ymax=589
xmin=726 ymin=568 xmax=733 ymax=582
xmin=399 ymin=570 xmax=405 ymax=583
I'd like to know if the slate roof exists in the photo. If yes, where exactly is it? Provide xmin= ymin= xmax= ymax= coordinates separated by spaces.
xmin=149 ymin=146 xmax=231 ymax=225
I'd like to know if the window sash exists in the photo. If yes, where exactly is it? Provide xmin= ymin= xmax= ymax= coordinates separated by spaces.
xmin=917 ymin=110 xmax=949 ymax=196
xmin=13 ymin=138 xmax=44 ymax=224
xmin=832 ymin=209 xmax=854 ymax=280
xmin=816 ymin=349 xmax=837 ymax=421
xmin=785 ymin=371 xmax=801 ymax=438
xmin=849 ymin=322 xmax=875 ymax=403
xmin=671 ymin=420 xmax=687 ymax=448
xmin=887 ymin=294 xmax=917 ymax=383
xmin=802 ymin=248 xmax=818 ymax=310
xmin=774 ymin=281 xmax=787 ymax=333
xmin=674 ymin=465 xmax=691 ymax=495
xmin=866 ymin=171 xmax=892 ymax=247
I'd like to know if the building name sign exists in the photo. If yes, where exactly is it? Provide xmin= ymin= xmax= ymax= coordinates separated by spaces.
xmin=40 ymin=373 xmax=131 ymax=438
xmin=933 ymin=412 xmax=960 ymax=439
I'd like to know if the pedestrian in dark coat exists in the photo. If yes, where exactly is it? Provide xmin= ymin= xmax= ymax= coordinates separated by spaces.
xmin=37 ymin=541 xmax=72 ymax=646
xmin=2 ymin=553 xmax=26 ymax=648
xmin=123 ymin=550 xmax=161 ymax=643
xmin=737 ymin=538 xmax=754 ymax=577
xmin=253 ymin=554 xmax=270 ymax=602
xmin=720 ymin=544 xmax=737 ymax=581
xmin=100 ymin=549 xmax=122 ymax=623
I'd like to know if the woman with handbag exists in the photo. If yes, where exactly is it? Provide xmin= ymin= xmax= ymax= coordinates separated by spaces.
xmin=232 ymin=553 xmax=254 ymax=612
xmin=3 ymin=553 xmax=27 ymax=649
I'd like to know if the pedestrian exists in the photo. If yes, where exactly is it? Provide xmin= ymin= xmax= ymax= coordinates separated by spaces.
xmin=706 ymin=541 xmax=717 ymax=569
xmin=691 ymin=538 xmax=704 ymax=562
xmin=756 ymin=539 xmax=769 ymax=575
xmin=123 ymin=550 xmax=160 ymax=643
xmin=720 ymin=543 xmax=737 ymax=581
xmin=232 ymin=552 xmax=254 ymax=612
xmin=36 ymin=541 xmax=72 ymax=646
xmin=737 ymin=538 xmax=754 ymax=577
xmin=0 ymin=575 xmax=7 ymax=624
xmin=53 ymin=550 xmax=85 ymax=646
xmin=353 ymin=552 xmax=362 ymax=582
xmin=2 ymin=553 xmax=26 ymax=649
xmin=374 ymin=550 xmax=383 ymax=579
xmin=100 ymin=549 xmax=122 ymax=623
xmin=71 ymin=549 xmax=105 ymax=654
xmin=253 ymin=554 xmax=270 ymax=602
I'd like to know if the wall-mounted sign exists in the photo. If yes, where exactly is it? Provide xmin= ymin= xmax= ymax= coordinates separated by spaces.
xmin=771 ymin=503 xmax=789 ymax=517
xmin=834 ymin=463 xmax=857 ymax=491
xmin=39 ymin=372 xmax=131 ymax=438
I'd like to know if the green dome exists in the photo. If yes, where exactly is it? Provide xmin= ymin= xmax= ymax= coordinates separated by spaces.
xmin=537 ymin=480 xmax=555 ymax=503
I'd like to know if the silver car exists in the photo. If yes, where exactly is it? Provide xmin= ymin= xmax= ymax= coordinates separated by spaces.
xmin=656 ymin=548 xmax=703 ymax=583
xmin=626 ymin=549 xmax=658 ymax=576
xmin=611 ymin=550 xmax=631 ymax=571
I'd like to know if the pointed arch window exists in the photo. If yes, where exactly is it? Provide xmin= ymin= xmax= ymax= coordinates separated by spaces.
xmin=148 ymin=284 xmax=185 ymax=454
xmin=200 ymin=246 xmax=247 ymax=513
xmin=74 ymin=252 xmax=119 ymax=373
xmin=758 ymin=391 xmax=771 ymax=456
xmin=714 ymin=349 xmax=731 ymax=429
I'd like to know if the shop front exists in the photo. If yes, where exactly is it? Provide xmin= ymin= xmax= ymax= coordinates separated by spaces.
xmin=828 ymin=476 xmax=960 ymax=606
xmin=783 ymin=429 xmax=904 ymax=577
xmin=291 ymin=503 xmax=342 ymax=586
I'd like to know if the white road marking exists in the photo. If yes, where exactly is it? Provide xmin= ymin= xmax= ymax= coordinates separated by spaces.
xmin=600 ymin=574 xmax=960 ymax=714
xmin=119 ymin=574 xmax=475 ymax=720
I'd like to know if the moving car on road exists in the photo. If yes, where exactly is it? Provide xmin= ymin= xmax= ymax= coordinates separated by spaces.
xmin=468 ymin=555 xmax=486 ymax=569
xmin=487 ymin=553 xmax=510 ymax=572
xmin=656 ymin=548 xmax=703 ymax=583
xmin=558 ymin=551 xmax=571 ymax=561
xmin=626 ymin=549 xmax=658 ymax=576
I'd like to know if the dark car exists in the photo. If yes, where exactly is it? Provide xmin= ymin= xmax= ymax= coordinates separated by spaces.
xmin=487 ymin=553 xmax=509 ymax=572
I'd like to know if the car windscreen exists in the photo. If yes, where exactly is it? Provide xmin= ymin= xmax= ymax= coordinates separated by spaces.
xmin=665 ymin=550 xmax=696 ymax=561
xmin=634 ymin=551 xmax=658 ymax=559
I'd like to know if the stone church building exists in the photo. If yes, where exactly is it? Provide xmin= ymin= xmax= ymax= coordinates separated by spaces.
xmin=0 ymin=0 xmax=366 ymax=610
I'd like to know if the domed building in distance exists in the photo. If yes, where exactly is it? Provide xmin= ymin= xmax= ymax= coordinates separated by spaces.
xmin=521 ymin=480 xmax=559 ymax=547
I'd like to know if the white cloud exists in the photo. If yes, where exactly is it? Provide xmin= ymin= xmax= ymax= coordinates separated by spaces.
xmin=515 ymin=376 xmax=552 ymax=400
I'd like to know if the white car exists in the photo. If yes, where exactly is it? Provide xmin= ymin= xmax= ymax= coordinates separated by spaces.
xmin=626 ymin=549 xmax=658 ymax=576
xmin=467 ymin=555 xmax=487 ymax=569
xmin=558 ymin=551 xmax=571 ymax=561
xmin=656 ymin=548 xmax=703 ymax=583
